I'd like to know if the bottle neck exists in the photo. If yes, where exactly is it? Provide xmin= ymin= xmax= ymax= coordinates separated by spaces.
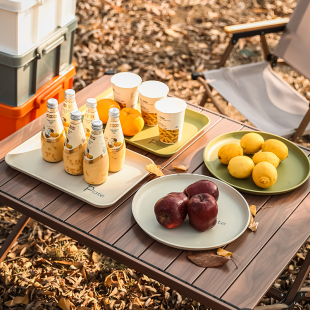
xmin=91 ymin=129 xmax=102 ymax=135
xmin=109 ymin=116 xmax=119 ymax=122
xmin=70 ymin=119 xmax=81 ymax=125
xmin=47 ymin=107 xmax=59 ymax=113
xmin=86 ymin=107 xmax=97 ymax=113
xmin=65 ymin=97 xmax=76 ymax=104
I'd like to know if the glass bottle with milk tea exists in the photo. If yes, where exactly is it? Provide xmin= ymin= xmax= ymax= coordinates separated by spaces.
xmin=83 ymin=98 xmax=99 ymax=139
xmin=61 ymin=89 xmax=78 ymax=134
xmin=83 ymin=120 xmax=109 ymax=185
xmin=41 ymin=99 xmax=66 ymax=162
xmin=104 ymin=108 xmax=126 ymax=172
xmin=63 ymin=110 xmax=87 ymax=175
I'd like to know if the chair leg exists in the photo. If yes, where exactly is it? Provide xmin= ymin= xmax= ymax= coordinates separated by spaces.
xmin=260 ymin=34 xmax=270 ymax=60
xmin=199 ymin=90 xmax=210 ymax=107
xmin=284 ymin=248 xmax=310 ymax=305
xmin=0 ymin=214 xmax=30 ymax=263
xmin=217 ymin=41 xmax=235 ymax=69
xmin=292 ymin=104 xmax=310 ymax=142
xmin=197 ymin=77 xmax=227 ymax=115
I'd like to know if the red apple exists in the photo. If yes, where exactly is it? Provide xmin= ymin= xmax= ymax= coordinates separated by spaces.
xmin=154 ymin=192 xmax=188 ymax=229
xmin=187 ymin=193 xmax=218 ymax=232
xmin=184 ymin=180 xmax=219 ymax=201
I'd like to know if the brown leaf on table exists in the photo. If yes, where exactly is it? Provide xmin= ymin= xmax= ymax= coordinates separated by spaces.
xmin=249 ymin=205 xmax=257 ymax=216
xmin=217 ymin=248 xmax=233 ymax=257
xmin=187 ymin=250 xmax=230 ymax=268
xmin=173 ymin=165 xmax=189 ymax=171
xmin=248 ymin=215 xmax=259 ymax=232
xmin=145 ymin=164 xmax=165 ymax=177
xmin=4 ymin=295 xmax=29 ymax=306
xmin=58 ymin=297 xmax=72 ymax=310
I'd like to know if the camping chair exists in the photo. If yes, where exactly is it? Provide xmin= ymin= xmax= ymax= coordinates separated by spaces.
xmin=193 ymin=0 xmax=310 ymax=142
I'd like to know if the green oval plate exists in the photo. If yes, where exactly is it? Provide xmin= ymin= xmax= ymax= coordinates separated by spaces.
xmin=203 ymin=131 xmax=310 ymax=195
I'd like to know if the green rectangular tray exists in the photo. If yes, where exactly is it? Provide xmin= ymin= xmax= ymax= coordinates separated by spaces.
xmin=80 ymin=87 xmax=210 ymax=157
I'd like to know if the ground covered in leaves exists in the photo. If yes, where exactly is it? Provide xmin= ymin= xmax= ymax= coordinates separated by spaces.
xmin=2 ymin=0 xmax=310 ymax=309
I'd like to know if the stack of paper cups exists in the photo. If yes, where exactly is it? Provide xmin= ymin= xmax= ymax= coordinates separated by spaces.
xmin=138 ymin=81 xmax=169 ymax=126
xmin=111 ymin=72 xmax=142 ymax=109
xmin=155 ymin=98 xmax=187 ymax=144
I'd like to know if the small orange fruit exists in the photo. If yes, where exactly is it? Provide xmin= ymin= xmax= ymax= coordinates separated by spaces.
xmin=97 ymin=99 xmax=120 ymax=124
xmin=119 ymin=108 xmax=144 ymax=136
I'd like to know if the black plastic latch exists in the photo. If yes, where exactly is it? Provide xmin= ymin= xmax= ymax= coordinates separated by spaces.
xmin=192 ymin=72 xmax=202 ymax=80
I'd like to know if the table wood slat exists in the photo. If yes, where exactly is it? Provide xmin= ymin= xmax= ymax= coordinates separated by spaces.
xmin=222 ymin=192 xmax=310 ymax=309
xmin=114 ymin=224 xmax=154 ymax=257
xmin=0 ymin=161 xmax=19 ymax=187
xmin=22 ymin=183 xmax=62 ymax=210
xmin=43 ymin=193 xmax=85 ymax=220
xmin=193 ymin=176 xmax=310 ymax=296
xmin=0 ymin=174 xmax=41 ymax=199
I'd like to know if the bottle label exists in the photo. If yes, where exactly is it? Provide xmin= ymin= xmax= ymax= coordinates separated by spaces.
xmin=83 ymin=109 xmax=99 ymax=135
xmin=61 ymin=100 xmax=78 ymax=128
xmin=64 ymin=122 xmax=86 ymax=154
xmin=42 ymin=110 xmax=64 ymax=142
xmin=84 ymin=133 xmax=107 ymax=164
xmin=104 ymin=120 xmax=124 ymax=150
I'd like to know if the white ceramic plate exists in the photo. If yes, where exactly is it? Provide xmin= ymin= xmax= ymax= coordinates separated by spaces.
xmin=5 ymin=132 xmax=154 ymax=208
xmin=132 ymin=174 xmax=250 ymax=250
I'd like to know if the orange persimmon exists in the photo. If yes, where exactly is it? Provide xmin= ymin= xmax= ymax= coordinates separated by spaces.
xmin=97 ymin=99 xmax=120 ymax=124
xmin=119 ymin=108 xmax=144 ymax=136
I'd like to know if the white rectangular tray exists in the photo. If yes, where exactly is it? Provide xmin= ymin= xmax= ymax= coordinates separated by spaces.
xmin=5 ymin=132 xmax=154 ymax=208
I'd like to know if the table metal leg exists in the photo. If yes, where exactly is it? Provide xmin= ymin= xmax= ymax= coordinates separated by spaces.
xmin=0 ymin=214 xmax=30 ymax=263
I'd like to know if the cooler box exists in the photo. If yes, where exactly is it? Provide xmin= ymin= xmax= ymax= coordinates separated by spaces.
xmin=0 ymin=17 xmax=77 ymax=107
xmin=0 ymin=65 xmax=76 ymax=141
xmin=0 ymin=0 xmax=77 ymax=55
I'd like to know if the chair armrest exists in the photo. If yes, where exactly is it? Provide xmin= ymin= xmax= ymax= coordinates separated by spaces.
xmin=224 ymin=18 xmax=289 ymax=34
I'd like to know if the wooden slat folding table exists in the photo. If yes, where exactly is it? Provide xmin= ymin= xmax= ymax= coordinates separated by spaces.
xmin=1 ymin=75 xmax=310 ymax=310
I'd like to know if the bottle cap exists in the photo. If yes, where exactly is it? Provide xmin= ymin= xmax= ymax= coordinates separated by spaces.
xmin=86 ymin=98 xmax=97 ymax=108
xmin=70 ymin=110 xmax=82 ymax=120
xmin=92 ymin=120 xmax=103 ymax=130
xmin=65 ymin=89 xmax=75 ymax=98
xmin=109 ymin=107 xmax=120 ymax=118
xmin=47 ymin=98 xmax=58 ymax=109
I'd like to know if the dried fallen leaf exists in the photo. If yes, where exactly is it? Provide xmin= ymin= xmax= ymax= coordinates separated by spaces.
xmin=164 ymin=28 xmax=182 ymax=38
xmin=4 ymin=295 xmax=29 ymax=306
xmin=92 ymin=251 xmax=101 ymax=263
xmin=173 ymin=165 xmax=189 ymax=171
xmin=250 ymin=205 xmax=256 ymax=216
xmin=58 ymin=297 xmax=72 ymax=310
xmin=145 ymin=164 xmax=165 ymax=177
xmin=248 ymin=215 xmax=259 ymax=232
xmin=217 ymin=248 xmax=233 ymax=257
xmin=187 ymin=250 xmax=230 ymax=268
xmin=77 ymin=307 xmax=92 ymax=310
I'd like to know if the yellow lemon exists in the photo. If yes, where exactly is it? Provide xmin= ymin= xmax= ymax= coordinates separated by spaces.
xmin=252 ymin=162 xmax=277 ymax=188
xmin=228 ymin=156 xmax=254 ymax=178
xmin=240 ymin=133 xmax=264 ymax=154
xmin=218 ymin=143 xmax=243 ymax=165
xmin=261 ymin=139 xmax=288 ymax=161
xmin=252 ymin=152 xmax=280 ymax=168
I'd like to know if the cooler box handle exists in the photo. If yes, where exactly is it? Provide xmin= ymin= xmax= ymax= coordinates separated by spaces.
xmin=36 ymin=27 xmax=68 ymax=59
xmin=35 ymin=84 xmax=63 ymax=109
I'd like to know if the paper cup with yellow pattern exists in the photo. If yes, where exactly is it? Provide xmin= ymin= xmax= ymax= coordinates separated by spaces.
xmin=138 ymin=81 xmax=169 ymax=126
xmin=111 ymin=72 xmax=142 ymax=109
xmin=155 ymin=98 xmax=187 ymax=144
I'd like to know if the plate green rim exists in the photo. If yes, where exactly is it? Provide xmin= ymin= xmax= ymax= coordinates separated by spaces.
xmin=203 ymin=131 xmax=310 ymax=195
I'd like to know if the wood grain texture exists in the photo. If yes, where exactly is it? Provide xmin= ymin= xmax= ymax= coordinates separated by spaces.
xmin=193 ymin=176 xmax=310 ymax=297
xmin=0 ymin=161 xmax=19 ymax=187
xmin=166 ymin=251 xmax=204 ymax=283
xmin=222 ymin=193 xmax=310 ymax=309
xmin=0 ymin=174 xmax=41 ymax=199
xmin=139 ymin=241 xmax=182 ymax=270
xmin=43 ymin=193 xmax=85 ymax=220
xmin=22 ymin=183 xmax=62 ymax=210
xmin=224 ymin=18 xmax=288 ymax=34
xmin=114 ymin=224 xmax=154 ymax=257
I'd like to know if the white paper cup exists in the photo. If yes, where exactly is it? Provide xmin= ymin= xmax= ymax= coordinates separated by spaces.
xmin=138 ymin=81 xmax=169 ymax=126
xmin=111 ymin=72 xmax=142 ymax=109
xmin=155 ymin=97 xmax=187 ymax=144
